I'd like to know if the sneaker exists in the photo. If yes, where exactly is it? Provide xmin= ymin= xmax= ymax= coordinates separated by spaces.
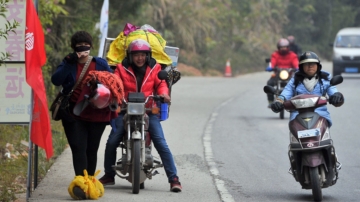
xmin=170 ymin=177 xmax=182 ymax=192
xmin=99 ymin=174 xmax=115 ymax=186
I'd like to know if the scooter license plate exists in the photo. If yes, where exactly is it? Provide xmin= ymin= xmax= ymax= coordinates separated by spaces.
xmin=297 ymin=128 xmax=321 ymax=139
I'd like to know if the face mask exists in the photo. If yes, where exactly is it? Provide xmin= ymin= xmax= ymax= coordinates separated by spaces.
xmin=75 ymin=46 xmax=91 ymax=57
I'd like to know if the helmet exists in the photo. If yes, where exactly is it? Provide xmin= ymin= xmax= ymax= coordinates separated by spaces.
xmin=127 ymin=39 xmax=151 ymax=64
xmin=287 ymin=35 xmax=295 ymax=43
xmin=277 ymin=38 xmax=290 ymax=55
xmin=277 ymin=38 xmax=290 ymax=49
xmin=298 ymin=51 xmax=322 ymax=71
xmin=88 ymin=84 xmax=111 ymax=109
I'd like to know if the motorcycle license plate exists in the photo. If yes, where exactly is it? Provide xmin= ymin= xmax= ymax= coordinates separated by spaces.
xmin=297 ymin=128 xmax=321 ymax=138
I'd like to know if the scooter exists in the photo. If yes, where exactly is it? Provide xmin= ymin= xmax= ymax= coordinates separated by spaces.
xmin=265 ymin=58 xmax=296 ymax=119
xmin=112 ymin=70 xmax=168 ymax=194
xmin=263 ymin=75 xmax=343 ymax=201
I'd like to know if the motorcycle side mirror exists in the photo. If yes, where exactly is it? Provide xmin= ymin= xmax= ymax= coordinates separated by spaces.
xmin=330 ymin=75 xmax=343 ymax=86
xmin=158 ymin=70 xmax=168 ymax=80
xmin=263 ymin=85 xmax=276 ymax=94
xmin=265 ymin=58 xmax=270 ymax=63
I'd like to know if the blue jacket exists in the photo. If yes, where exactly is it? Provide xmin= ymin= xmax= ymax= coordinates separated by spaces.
xmin=279 ymin=71 xmax=339 ymax=127
xmin=51 ymin=57 xmax=112 ymax=95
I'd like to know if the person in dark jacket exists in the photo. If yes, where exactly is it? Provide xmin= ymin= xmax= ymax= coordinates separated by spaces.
xmin=287 ymin=35 xmax=302 ymax=57
xmin=98 ymin=39 xmax=182 ymax=192
xmin=51 ymin=31 xmax=119 ymax=200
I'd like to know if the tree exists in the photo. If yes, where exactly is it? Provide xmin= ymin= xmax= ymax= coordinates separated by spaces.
xmin=0 ymin=0 xmax=20 ymax=65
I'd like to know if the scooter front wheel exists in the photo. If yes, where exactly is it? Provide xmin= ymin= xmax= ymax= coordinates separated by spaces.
xmin=132 ymin=140 xmax=141 ymax=194
xmin=309 ymin=167 xmax=323 ymax=201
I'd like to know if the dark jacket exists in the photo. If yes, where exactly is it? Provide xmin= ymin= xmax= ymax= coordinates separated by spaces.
xmin=51 ymin=57 xmax=112 ymax=95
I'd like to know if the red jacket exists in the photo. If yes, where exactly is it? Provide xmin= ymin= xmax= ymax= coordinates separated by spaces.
xmin=114 ymin=61 xmax=169 ymax=108
xmin=270 ymin=51 xmax=299 ymax=69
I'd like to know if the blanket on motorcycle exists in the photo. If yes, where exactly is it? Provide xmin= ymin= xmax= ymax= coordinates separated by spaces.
xmin=106 ymin=23 xmax=172 ymax=66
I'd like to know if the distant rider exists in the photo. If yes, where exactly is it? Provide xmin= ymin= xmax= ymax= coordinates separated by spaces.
xmin=265 ymin=38 xmax=299 ymax=107
xmin=287 ymin=35 xmax=302 ymax=57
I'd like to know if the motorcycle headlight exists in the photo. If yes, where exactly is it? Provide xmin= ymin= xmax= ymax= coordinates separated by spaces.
xmin=279 ymin=70 xmax=289 ymax=80
xmin=127 ymin=103 xmax=145 ymax=115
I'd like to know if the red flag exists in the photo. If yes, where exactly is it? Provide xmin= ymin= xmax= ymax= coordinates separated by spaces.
xmin=25 ymin=0 xmax=53 ymax=159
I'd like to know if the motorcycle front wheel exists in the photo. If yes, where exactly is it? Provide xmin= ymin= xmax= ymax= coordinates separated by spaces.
xmin=309 ymin=167 xmax=323 ymax=201
xmin=132 ymin=139 xmax=141 ymax=194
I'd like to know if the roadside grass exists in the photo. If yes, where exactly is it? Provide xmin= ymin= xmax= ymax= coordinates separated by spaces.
xmin=0 ymin=121 xmax=67 ymax=202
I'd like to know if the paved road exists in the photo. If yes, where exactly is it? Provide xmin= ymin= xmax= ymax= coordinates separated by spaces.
xmin=28 ymin=62 xmax=360 ymax=201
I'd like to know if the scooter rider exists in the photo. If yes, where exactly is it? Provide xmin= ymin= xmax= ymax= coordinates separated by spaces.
xmin=99 ymin=39 xmax=182 ymax=192
xmin=265 ymin=38 xmax=299 ymax=107
xmin=270 ymin=51 xmax=344 ymax=126
xmin=271 ymin=51 xmax=344 ymax=171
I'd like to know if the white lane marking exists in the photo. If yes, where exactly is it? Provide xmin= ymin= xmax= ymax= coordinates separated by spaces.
xmin=203 ymin=98 xmax=235 ymax=202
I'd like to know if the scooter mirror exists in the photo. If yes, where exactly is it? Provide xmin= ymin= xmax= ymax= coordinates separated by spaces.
xmin=265 ymin=58 xmax=270 ymax=63
xmin=158 ymin=70 xmax=168 ymax=80
xmin=330 ymin=75 xmax=343 ymax=86
xmin=263 ymin=85 xmax=276 ymax=94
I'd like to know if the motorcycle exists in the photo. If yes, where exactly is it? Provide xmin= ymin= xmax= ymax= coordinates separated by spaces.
xmin=112 ymin=70 xmax=168 ymax=194
xmin=265 ymin=58 xmax=296 ymax=119
xmin=263 ymin=75 xmax=343 ymax=201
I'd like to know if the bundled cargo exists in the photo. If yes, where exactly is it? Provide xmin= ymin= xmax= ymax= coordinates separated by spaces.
xmin=104 ymin=23 xmax=181 ymax=89
xmin=106 ymin=23 xmax=172 ymax=66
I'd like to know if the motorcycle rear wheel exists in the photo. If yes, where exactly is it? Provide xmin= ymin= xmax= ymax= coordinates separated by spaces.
xmin=309 ymin=167 xmax=323 ymax=201
xmin=132 ymin=140 xmax=141 ymax=194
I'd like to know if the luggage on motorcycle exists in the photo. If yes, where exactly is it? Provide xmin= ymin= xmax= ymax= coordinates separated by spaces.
xmin=103 ymin=23 xmax=181 ymax=89
xmin=106 ymin=23 xmax=172 ymax=66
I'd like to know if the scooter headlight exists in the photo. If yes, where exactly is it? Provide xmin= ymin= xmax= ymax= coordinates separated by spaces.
xmin=279 ymin=70 xmax=289 ymax=80
xmin=291 ymin=97 xmax=319 ymax=108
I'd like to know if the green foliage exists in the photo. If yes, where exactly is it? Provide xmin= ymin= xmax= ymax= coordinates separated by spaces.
xmin=0 ymin=123 xmax=68 ymax=202
xmin=284 ymin=0 xmax=360 ymax=59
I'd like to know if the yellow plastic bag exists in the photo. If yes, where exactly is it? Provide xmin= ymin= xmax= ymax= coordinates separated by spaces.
xmin=107 ymin=28 xmax=172 ymax=66
xmin=68 ymin=169 xmax=104 ymax=200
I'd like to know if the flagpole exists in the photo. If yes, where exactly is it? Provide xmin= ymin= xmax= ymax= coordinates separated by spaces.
xmin=26 ymin=0 xmax=39 ymax=200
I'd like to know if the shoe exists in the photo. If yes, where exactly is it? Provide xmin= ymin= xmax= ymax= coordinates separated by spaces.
xmin=99 ymin=174 xmax=115 ymax=186
xmin=170 ymin=177 xmax=182 ymax=192
xmin=72 ymin=186 xmax=87 ymax=200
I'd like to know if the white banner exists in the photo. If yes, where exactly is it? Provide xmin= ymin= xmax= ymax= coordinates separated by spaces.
xmin=0 ymin=0 xmax=26 ymax=62
xmin=98 ymin=0 xmax=109 ymax=57
xmin=0 ymin=63 xmax=31 ymax=123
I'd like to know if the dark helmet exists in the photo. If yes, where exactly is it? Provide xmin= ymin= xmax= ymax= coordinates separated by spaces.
xmin=299 ymin=51 xmax=322 ymax=71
